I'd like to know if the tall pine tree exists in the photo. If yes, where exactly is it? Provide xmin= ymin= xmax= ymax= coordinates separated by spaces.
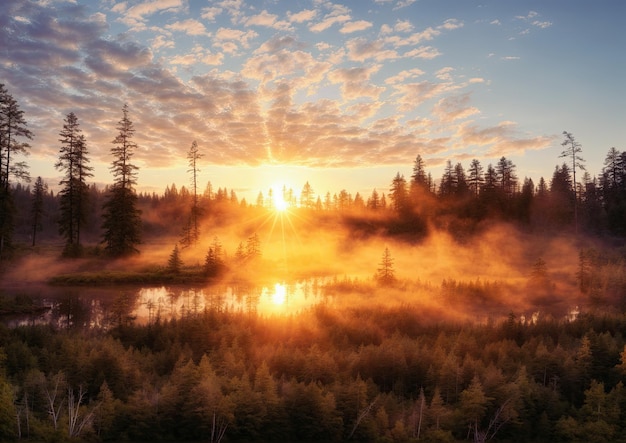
xmin=0 ymin=84 xmax=33 ymax=258
xmin=101 ymin=104 xmax=142 ymax=256
xmin=55 ymin=112 xmax=92 ymax=256
xmin=30 ymin=176 xmax=47 ymax=247
xmin=181 ymin=140 xmax=202 ymax=247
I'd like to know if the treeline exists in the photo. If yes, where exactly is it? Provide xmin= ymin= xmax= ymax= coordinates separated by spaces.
xmin=2 ymin=304 xmax=626 ymax=442
xmin=7 ymin=141 xmax=626 ymax=251
xmin=3 ymin=82 xmax=626 ymax=258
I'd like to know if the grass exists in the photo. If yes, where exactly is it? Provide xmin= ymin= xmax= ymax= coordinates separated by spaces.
xmin=48 ymin=267 xmax=210 ymax=286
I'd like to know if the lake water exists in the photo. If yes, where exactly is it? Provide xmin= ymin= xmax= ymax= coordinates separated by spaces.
xmin=2 ymin=279 xmax=333 ymax=329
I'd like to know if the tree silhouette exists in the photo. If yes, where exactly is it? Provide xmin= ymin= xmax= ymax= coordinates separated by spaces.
xmin=181 ymin=140 xmax=202 ymax=247
xmin=30 ymin=176 xmax=47 ymax=247
xmin=56 ymin=112 xmax=93 ymax=256
xmin=367 ymin=189 xmax=381 ymax=210
xmin=377 ymin=247 xmax=396 ymax=286
xmin=389 ymin=172 xmax=408 ymax=213
xmin=300 ymin=181 xmax=315 ymax=208
xmin=560 ymin=131 xmax=585 ymax=233
xmin=101 ymin=104 xmax=142 ymax=256
xmin=495 ymin=156 xmax=517 ymax=197
xmin=0 ymin=84 xmax=32 ymax=258
xmin=167 ymin=244 xmax=183 ymax=273
xmin=468 ymin=159 xmax=484 ymax=197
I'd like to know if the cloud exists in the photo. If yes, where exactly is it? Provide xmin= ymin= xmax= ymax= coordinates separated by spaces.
xmin=118 ymin=0 xmax=185 ymax=29
xmin=340 ymin=20 xmax=373 ymax=34
xmin=432 ymin=94 xmax=480 ymax=123
xmin=457 ymin=121 xmax=554 ymax=157
xmin=327 ymin=65 xmax=386 ymax=102
xmin=165 ymin=19 xmax=209 ymax=36
xmin=532 ymin=20 xmax=552 ymax=29
xmin=288 ymin=9 xmax=317 ymax=23
xmin=404 ymin=46 xmax=440 ymax=59
xmin=201 ymin=6 xmax=222 ymax=21
xmin=308 ymin=4 xmax=352 ymax=33
xmin=385 ymin=68 xmax=424 ymax=84
xmin=215 ymin=27 xmax=259 ymax=52
xmin=346 ymin=38 xmax=389 ymax=62
xmin=515 ymin=10 xmax=552 ymax=30
xmin=394 ymin=19 xmax=413 ymax=33
xmin=392 ymin=81 xmax=459 ymax=111
xmin=169 ymin=45 xmax=224 ymax=66
xmin=151 ymin=34 xmax=174 ymax=50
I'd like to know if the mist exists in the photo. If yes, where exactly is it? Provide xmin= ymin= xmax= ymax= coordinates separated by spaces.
xmin=2 ymin=201 xmax=599 ymax=325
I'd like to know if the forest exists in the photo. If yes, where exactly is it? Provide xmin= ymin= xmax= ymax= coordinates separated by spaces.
xmin=2 ymin=85 xmax=626 ymax=442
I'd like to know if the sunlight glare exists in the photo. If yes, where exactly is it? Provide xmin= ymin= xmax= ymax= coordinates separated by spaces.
xmin=274 ymin=194 xmax=288 ymax=212
xmin=272 ymin=283 xmax=286 ymax=305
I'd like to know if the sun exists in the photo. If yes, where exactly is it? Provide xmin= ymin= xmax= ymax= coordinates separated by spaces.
xmin=274 ymin=193 xmax=289 ymax=212
xmin=272 ymin=283 xmax=287 ymax=305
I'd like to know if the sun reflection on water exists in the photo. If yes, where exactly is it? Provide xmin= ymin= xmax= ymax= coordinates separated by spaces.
xmin=271 ymin=283 xmax=286 ymax=305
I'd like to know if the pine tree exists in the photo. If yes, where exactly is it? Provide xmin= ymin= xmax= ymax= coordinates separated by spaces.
xmin=560 ymin=131 xmax=585 ymax=233
xmin=181 ymin=140 xmax=202 ymax=247
xmin=390 ymin=172 xmax=408 ymax=213
xmin=205 ymin=236 xmax=225 ymax=277
xmin=300 ymin=181 xmax=314 ymax=208
xmin=367 ymin=189 xmax=380 ymax=210
xmin=56 ymin=112 xmax=92 ymax=256
xmin=101 ymin=104 xmax=142 ymax=256
xmin=468 ymin=159 xmax=484 ymax=197
xmin=410 ymin=154 xmax=428 ymax=189
xmin=377 ymin=247 xmax=396 ymax=286
xmin=167 ymin=244 xmax=183 ymax=273
xmin=246 ymin=233 xmax=261 ymax=260
xmin=0 ymin=84 xmax=33 ymax=258
xmin=30 ymin=176 xmax=47 ymax=246
xmin=495 ymin=156 xmax=517 ymax=196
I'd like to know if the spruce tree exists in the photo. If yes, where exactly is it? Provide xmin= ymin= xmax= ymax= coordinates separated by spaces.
xmin=181 ymin=140 xmax=202 ymax=247
xmin=30 ymin=176 xmax=47 ymax=246
xmin=0 ymin=84 xmax=33 ymax=258
xmin=560 ymin=131 xmax=586 ymax=233
xmin=167 ymin=244 xmax=182 ymax=273
xmin=55 ymin=112 xmax=92 ymax=256
xmin=101 ymin=104 xmax=142 ymax=256
xmin=377 ymin=247 xmax=396 ymax=286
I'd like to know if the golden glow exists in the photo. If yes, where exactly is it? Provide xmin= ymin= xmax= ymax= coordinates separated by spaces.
xmin=274 ymin=193 xmax=289 ymax=212
xmin=272 ymin=283 xmax=287 ymax=305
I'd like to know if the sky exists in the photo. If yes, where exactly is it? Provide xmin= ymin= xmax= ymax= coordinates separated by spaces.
xmin=1 ymin=0 xmax=624 ymax=202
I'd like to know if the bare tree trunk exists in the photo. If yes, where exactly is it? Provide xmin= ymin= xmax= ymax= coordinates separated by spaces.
xmin=348 ymin=399 xmax=377 ymax=439
xmin=211 ymin=411 xmax=228 ymax=443
xmin=417 ymin=389 xmax=425 ymax=440
xmin=68 ymin=386 xmax=95 ymax=438
xmin=44 ymin=373 xmax=65 ymax=431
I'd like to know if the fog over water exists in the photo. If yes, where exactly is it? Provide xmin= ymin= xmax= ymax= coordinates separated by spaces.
xmin=1 ymin=214 xmax=594 ymax=328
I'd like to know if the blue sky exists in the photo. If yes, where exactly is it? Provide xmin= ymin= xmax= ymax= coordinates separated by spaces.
xmin=1 ymin=0 xmax=624 ymax=201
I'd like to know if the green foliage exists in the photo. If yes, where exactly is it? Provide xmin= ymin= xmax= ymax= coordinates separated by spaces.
xmin=4 ymin=305 xmax=626 ymax=441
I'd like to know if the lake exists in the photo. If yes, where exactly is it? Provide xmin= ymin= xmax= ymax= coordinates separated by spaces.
xmin=1 ymin=279 xmax=333 ymax=329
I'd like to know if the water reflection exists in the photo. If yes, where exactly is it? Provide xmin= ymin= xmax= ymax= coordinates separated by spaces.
xmin=2 ymin=279 xmax=331 ymax=329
